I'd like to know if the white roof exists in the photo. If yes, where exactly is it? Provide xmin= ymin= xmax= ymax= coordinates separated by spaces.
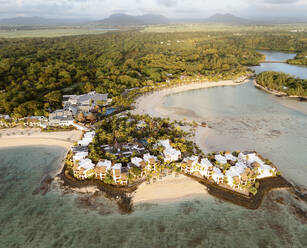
xmin=212 ymin=167 xmax=223 ymax=182
xmin=78 ymin=158 xmax=95 ymax=170
xmin=200 ymin=158 xmax=213 ymax=170
xmin=112 ymin=163 xmax=122 ymax=170
xmin=213 ymin=167 xmax=223 ymax=176
xmin=215 ymin=154 xmax=227 ymax=165
xmin=97 ymin=160 xmax=112 ymax=169
xmin=0 ymin=114 xmax=10 ymax=120
xmin=131 ymin=157 xmax=144 ymax=167
xmin=73 ymin=151 xmax=88 ymax=161
xmin=78 ymin=138 xmax=93 ymax=147
xmin=224 ymin=153 xmax=237 ymax=161
xmin=159 ymin=139 xmax=171 ymax=149
xmin=143 ymin=153 xmax=157 ymax=163
xmin=163 ymin=147 xmax=181 ymax=158
xmin=187 ymin=155 xmax=199 ymax=162
xmin=84 ymin=131 xmax=95 ymax=138
xmin=226 ymin=168 xmax=239 ymax=178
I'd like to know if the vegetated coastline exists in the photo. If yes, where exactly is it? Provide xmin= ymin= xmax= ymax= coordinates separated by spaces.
xmin=255 ymin=71 xmax=307 ymax=101
xmin=57 ymin=76 xmax=306 ymax=214
xmin=254 ymin=81 xmax=307 ymax=101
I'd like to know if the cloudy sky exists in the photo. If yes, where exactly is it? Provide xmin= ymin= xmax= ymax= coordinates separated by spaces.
xmin=1 ymin=0 xmax=307 ymax=20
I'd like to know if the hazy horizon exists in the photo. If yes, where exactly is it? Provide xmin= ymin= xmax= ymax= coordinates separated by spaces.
xmin=1 ymin=0 xmax=307 ymax=21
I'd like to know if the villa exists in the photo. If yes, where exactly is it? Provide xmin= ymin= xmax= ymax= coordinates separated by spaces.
xmin=48 ymin=109 xmax=74 ymax=127
xmin=0 ymin=114 xmax=12 ymax=127
xmin=22 ymin=116 xmax=48 ymax=128
xmin=74 ymin=158 xmax=95 ymax=180
xmin=159 ymin=139 xmax=182 ymax=162
xmin=177 ymin=151 xmax=277 ymax=192
xmin=143 ymin=153 xmax=158 ymax=171
xmin=73 ymin=151 xmax=89 ymax=162
xmin=95 ymin=160 xmax=112 ymax=180
xmin=63 ymin=91 xmax=111 ymax=114
xmin=78 ymin=131 xmax=95 ymax=146
xmin=181 ymin=156 xmax=199 ymax=174
xmin=112 ymin=163 xmax=123 ymax=184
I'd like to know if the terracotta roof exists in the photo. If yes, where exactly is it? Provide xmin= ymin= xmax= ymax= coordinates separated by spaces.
xmin=241 ymin=173 xmax=248 ymax=181
xmin=186 ymin=160 xmax=193 ymax=168
xmin=233 ymin=176 xmax=240 ymax=184
xmin=139 ymin=161 xmax=147 ymax=168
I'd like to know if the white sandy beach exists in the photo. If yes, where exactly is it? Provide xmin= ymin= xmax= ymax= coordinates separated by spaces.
xmin=0 ymin=127 xmax=82 ymax=149
xmin=132 ymin=174 xmax=208 ymax=204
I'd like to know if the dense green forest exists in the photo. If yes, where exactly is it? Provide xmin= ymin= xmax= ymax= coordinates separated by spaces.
xmin=288 ymin=51 xmax=307 ymax=65
xmin=0 ymin=31 xmax=264 ymax=117
xmin=256 ymin=71 xmax=307 ymax=97
xmin=1 ymin=29 xmax=307 ymax=117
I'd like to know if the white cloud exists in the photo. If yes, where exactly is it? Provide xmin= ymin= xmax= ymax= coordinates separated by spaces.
xmin=0 ymin=0 xmax=305 ymax=19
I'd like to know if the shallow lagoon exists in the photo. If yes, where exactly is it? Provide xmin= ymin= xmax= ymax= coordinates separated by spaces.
xmin=0 ymin=147 xmax=306 ymax=247
xmin=164 ymin=50 xmax=307 ymax=187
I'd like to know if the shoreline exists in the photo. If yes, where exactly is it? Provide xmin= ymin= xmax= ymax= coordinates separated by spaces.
xmin=254 ymin=81 xmax=307 ymax=102
xmin=132 ymin=78 xmax=251 ymax=154
xmin=132 ymin=79 xmax=251 ymax=121
xmin=0 ymin=128 xmax=83 ymax=180
xmin=0 ymin=128 xmax=82 ymax=150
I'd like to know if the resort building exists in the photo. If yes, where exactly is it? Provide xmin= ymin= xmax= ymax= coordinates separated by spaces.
xmin=159 ymin=139 xmax=182 ymax=162
xmin=73 ymin=151 xmax=89 ymax=162
xmin=238 ymin=152 xmax=277 ymax=178
xmin=181 ymin=156 xmax=199 ymax=174
xmin=143 ymin=153 xmax=158 ymax=171
xmin=199 ymin=158 xmax=214 ymax=178
xmin=215 ymin=154 xmax=227 ymax=165
xmin=212 ymin=167 xmax=224 ymax=184
xmin=112 ymin=163 xmax=123 ymax=184
xmin=22 ymin=116 xmax=48 ymax=128
xmin=224 ymin=152 xmax=237 ymax=162
xmin=49 ymin=109 xmax=74 ymax=127
xmin=95 ymin=160 xmax=112 ymax=180
xmin=0 ymin=114 xmax=12 ymax=127
xmin=63 ymin=91 xmax=111 ymax=114
xmin=76 ymin=158 xmax=95 ymax=180
xmin=78 ymin=131 xmax=95 ymax=146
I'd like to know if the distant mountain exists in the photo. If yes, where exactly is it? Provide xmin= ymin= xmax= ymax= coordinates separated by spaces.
xmin=97 ymin=14 xmax=170 ymax=26
xmin=0 ymin=16 xmax=90 ymax=26
xmin=205 ymin=13 xmax=251 ymax=25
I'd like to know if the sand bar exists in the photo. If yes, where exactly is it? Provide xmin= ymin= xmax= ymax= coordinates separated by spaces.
xmin=132 ymin=174 xmax=208 ymax=204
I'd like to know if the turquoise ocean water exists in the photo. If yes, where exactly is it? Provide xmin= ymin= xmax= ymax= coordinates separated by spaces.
xmin=1 ymin=51 xmax=306 ymax=247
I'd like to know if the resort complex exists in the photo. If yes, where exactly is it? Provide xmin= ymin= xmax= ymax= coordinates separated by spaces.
xmin=0 ymin=91 xmax=112 ymax=130
xmin=64 ymin=113 xmax=279 ymax=197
